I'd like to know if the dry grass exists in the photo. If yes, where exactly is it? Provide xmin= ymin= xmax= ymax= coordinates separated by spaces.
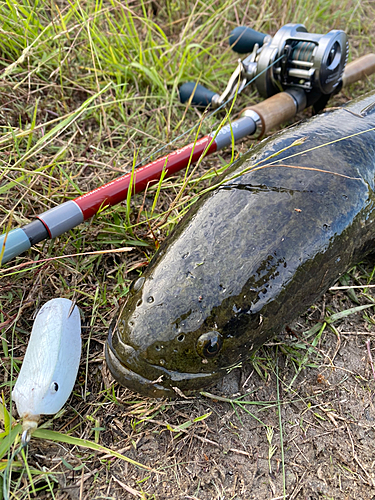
xmin=1 ymin=1 xmax=375 ymax=499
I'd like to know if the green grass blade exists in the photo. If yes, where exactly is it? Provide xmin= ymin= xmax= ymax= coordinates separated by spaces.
xmin=326 ymin=303 xmax=375 ymax=323
xmin=0 ymin=424 xmax=22 ymax=460
xmin=32 ymin=428 xmax=156 ymax=471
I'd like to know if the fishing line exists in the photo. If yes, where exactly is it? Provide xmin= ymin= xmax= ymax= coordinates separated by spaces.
xmin=170 ymin=123 xmax=375 ymax=201
xmin=2 ymin=441 xmax=28 ymax=500
xmin=133 ymin=55 xmax=285 ymax=169
xmin=263 ymin=125 xmax=375 ymax=167
xmin=1 ymin=294 xmax=32 ymax=500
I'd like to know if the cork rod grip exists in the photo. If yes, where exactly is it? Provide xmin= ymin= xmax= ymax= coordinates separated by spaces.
xmin=243 ymin=92 xmax=298 ymax=136
xmin=243 ymin=53 xmax=375 ymax=136
xmin=342 ymin=53 xmax=375 ymax=87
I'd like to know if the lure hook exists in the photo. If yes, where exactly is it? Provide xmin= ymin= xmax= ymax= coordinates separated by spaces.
xmin=21 ymin=428 xmax=32 ymax=448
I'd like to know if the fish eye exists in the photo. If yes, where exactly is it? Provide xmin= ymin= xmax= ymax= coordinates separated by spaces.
xmin=196 ymin=331 xmax=223 ymax=359
xmin=50 ymin=382 xmax=59 ymax=393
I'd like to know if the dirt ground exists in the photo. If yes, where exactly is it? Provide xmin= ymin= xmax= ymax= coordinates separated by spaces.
xmin=22 ymin=271 xmax=375 ymax=500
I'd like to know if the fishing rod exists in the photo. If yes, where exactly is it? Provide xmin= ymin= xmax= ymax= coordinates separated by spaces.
xmin=1 ymin=24 xmax=375 ymax=265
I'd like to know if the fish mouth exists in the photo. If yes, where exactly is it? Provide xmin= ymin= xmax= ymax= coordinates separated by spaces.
xmin=105 ymin=326 xmax=224 ymax=398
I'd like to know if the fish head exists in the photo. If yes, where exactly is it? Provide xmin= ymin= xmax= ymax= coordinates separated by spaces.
xmin=105 ymin=182 xmax=289 ymax=398
xmin=106 ymin=268 xmax=266 ymax=398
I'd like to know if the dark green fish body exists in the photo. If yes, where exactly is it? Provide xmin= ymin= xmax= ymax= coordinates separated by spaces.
xmin=106 ymin=91 xmax=375 ymax=397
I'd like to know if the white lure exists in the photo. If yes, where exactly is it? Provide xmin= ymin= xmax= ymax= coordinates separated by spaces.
xmin=12 ymin=298 xmax=81 ymax=436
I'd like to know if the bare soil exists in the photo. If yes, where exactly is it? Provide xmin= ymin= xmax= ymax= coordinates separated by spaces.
xmin=20 ymin=275 xmax=375 ymax=500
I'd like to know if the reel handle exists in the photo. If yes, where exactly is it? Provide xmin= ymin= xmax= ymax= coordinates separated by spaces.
xmin=178 ymin=27 xmax=269 ymax=106
xmin=179 ymin=82 xmax=218 ymax=107
xmin=229 ymin=26 xmax=268 ymax=54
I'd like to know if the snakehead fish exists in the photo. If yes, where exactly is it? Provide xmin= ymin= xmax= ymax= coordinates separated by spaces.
xmin=106 ymin=91 xmax=375 ymax=398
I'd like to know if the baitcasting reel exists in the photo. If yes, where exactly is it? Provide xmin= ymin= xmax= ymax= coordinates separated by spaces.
xmin=179 ymin=23 xmax=349 ymax=108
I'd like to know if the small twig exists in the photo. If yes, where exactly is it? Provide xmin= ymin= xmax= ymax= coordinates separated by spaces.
xmin=228 ymin=448 xmax=251 ymax=457
xmin=242 ymin=369 xmax=254 ymax=388
xmin=330 ymin=284 xmax=375 ymax=289
xmin=112 ymin=475 xmax=144 ymax=498
xmin=354 ymin=455 xmax=375 ymax=488
xmin=0 ymin=247 xmax=134 ymax=274
xmin=366 ymin=340 xmax=375 ymax=381
xmin=289 ymin=471 xmax=307 ymax=500
xmin=345 ymin=422 xmax=356 ymax=459
xmin=79 ymin=467 xmax=85 ymax=500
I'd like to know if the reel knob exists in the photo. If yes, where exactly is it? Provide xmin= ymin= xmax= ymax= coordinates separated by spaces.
xmin=179 ymin=82 xmax=219 ymax=107
xmin=229 ymin=26 xmax=268 ymax=53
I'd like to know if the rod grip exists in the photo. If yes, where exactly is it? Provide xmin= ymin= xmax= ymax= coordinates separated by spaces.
xmin=243 ymin=92 xmax=297 ymax=136
xmin=179 ymin=82 xmax=218 ymax=107
xmin=229 ymin=26 xmax=268 ymax=54
xmin=342 ymin=53 xmax=375 ymax=87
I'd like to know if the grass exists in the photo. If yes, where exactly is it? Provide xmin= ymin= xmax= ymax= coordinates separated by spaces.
xmin=1 ymin=0 xmax=375 ymax=499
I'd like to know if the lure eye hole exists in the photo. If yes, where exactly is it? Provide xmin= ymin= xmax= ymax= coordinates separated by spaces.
xmin=50 ymin=382 xmax=59 ymax=393
xmin=196 ymin=331 xmax=223 ymax=359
